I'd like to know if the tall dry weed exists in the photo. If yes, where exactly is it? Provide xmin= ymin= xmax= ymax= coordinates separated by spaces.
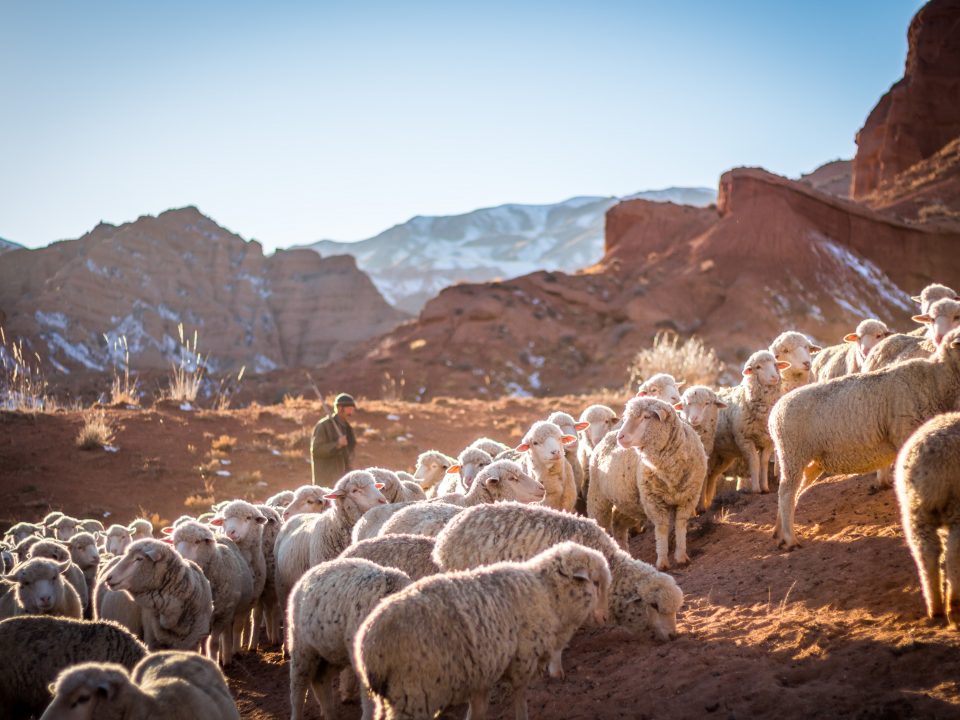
xmin=627 ymin=330 xmax=724 ymax=389
xmin=167 ymin=323 xmax=207 ymax=403
xmin=76 ymin=411 xmax=114 ymax=450
xmin=0 ymin=326 xmax=53 ymax=411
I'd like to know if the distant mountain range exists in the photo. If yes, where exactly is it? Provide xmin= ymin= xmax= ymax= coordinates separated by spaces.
xmin=0 ymin=238 xmax=23 ymax=254
xmin=300 ymin=187 xmax=716 ymax=313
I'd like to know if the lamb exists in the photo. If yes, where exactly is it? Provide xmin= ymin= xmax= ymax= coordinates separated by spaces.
xmin=636 ymin=373 xmax=684 ymax=404
xmin=94 ymin=556 xmax=143 ymax=638
xmin=266 ymin=489 xmax=295 ymax=510
xmin=547 ymin=411 xmax=591 ymax=500
xmin=769 ymin=331 xmax=822 ymax=394
xmin=412 ymin=449 xmax=457 ymax=498
xmin=41 ymin=650 xmax=239 ymax=720
xmin=211 ymin=501 xmax=267 ymax=631
xmin=703 ymin=350 xmax=788 ymax=505
xmin=4 ymin=521 xmax=42 ymax=545
xmin=104 ymin=538 xmax=213 ymax=651
xmin=576 ymin=404 xmax=619 ymax=502
xmin=434 ymin=502 xmax=684 ymax=643
xmin=369 ymin=466 xmax=427 ymax=503
xmin=288 ymin=558 xmax=411 ymax=720
xmin=862 ymin=298 xmax=960 ymax=371
xmin=28 ymin=539 xmax=90 ymax=613
xmin=340 ymin=534 xmax=441 ymax=580
xmin=895 ymin=412 xmax=960 ymax=623
xmin=675 ymin=385 xmax=727 ymax=459
xmin=426 ymin=458 xmax=545 ymax=508
xmin=0 ymin=616 xmax=146 ymax=720
xmin=811 ymin=319 xmax=893 ymax=382
xmin=171 ymin=521 xmax=254 ymax=665
xmin=436 ymin=446 xmax=494 ymax=496
xmin=41 ymin=511 xmax=65 ymax=536
xmin=281 ymin=484 xmax=331 ymax=520
xmin=80 ymin=519 xmax=105 ymax=534
xmin=912 ymin=282 xmax=959 ymax=315
xmin=50 ymin=515 xmax=81 ymax=542
xmin=0 ymin=557 xmax=82 ymax=620
xmin=66 ymin=532 xmax=101 ymax=610
xmin=357 ymin=541 xmax=610 ymax=720
xmin=586 ymin=432 xmax=644 ymax=549
xmin=253 ymin=504 xmax=283 ymax=647
xmin=378 ymin=502 xmax=465 ymax=538
xmin=104 ymin=524 xmax=133 ymax=555
xmin=615 ymin=398 xmax=708 ymax=569
xmin=274 ymin=471 xmax=387 ymax=612
xmin=516 ymin=420 xmax=578 ymax=512
xmin=128 ymin=518 xmax=154 ymax=541
xmin=12 ymin=535 xmax=41 ymax=564
xmin=771 ymin=327 xmax=960 ymax=550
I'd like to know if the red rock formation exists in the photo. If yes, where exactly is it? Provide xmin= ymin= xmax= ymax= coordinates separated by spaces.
xmin=852 ymin=0 xmax=960 ymax=198
xmin=0 ymin=207 xmax=407 ymax=376
xmin=799 ymin=160 xmax=852 ymax=198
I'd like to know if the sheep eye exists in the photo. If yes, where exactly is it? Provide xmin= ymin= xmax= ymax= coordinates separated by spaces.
xmin=73 ymin=694 xmax=91 ymax=707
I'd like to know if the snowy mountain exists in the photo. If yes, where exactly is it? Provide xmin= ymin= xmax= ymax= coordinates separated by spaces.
xmin=0 ymin=237 xmax=23 ymax=254
xmin=301 ymin=187 xmax=716 ymax=313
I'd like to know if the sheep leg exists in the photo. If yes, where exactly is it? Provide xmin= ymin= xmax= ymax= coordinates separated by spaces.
xmin=701 ymin=457 xmax=733 ymax=513
xmin=248 ymin=602 xmax=263 ymax=651
xmin=653 ymin=520 xmax=671 ymax=570
xmin=902 ymin=511 xmax=944 ymax=619
xmin=744 ymin=446 xmax=761 ymax=494
xmin=310 ymin=664 xmax=339 ymax=720
xmin=610 ymin=510 xmax=635 ymax=552
xmin=466 ymin=689 xmax=490 ymax=720
xmin=511 ymin=682 xmax=531 ymax=720
xmin=267 ymin=601 xmax=282 ymax=645
xmin=289 ymin=649 xmax=318 ymax=720
xmin=220 ymin=625 xmax=234 ymax=666
xmin=232 ymin=613 xmax=246 ymax=656
xmin=759 ymin=445 xmax=773 ymax=493
xmin=673 ymin=508 xmax=692 ymax=566
xmin=945 ymin=525 xmax=960 ymax=627
xmin=586 ymin=489 xmax=616 ymax=546
xmin=339 ymin=666 xmax=360 ymax=702
xmin=359 ymin=686 xmax=375 ymax=720
xmin=547 ymin=650 xmax=564 ymax=679
xmin=874 ymin=465 xmax=894 ymax=490
xmin=776 ymin=460 xmax=820 ymax=550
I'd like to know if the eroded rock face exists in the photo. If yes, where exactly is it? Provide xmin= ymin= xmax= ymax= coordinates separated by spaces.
xmin=799 ymin=160 xmax=852 ymax=199
xmin=0 ymin=207 xmax=407 ymax=375
xmin=852 ymin=0 xmax=960 ymax=199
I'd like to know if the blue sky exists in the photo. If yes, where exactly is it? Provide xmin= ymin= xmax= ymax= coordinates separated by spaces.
xmin=0 ymin=0 xmax=923 ymax=252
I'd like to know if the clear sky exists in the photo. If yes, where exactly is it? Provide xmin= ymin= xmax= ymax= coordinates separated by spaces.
xmin=0 ymin=0 xmax=923 ymax=253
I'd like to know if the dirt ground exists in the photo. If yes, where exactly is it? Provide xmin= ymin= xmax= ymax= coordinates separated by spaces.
xmin=2 ymin=395 xmax=959 ymax=720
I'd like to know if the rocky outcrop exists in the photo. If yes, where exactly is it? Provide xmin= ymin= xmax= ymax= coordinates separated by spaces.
xmin=852 ymin=0 xmax=960 ymax=198
xmin=799 ymin=160 xmax=852 ymax=198
xmin=0 ymin=207 xmax=407 ymax=375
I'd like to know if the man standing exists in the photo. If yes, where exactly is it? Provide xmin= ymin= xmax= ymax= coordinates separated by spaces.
xmin=310 ymin=393 xmax=357 ymax=486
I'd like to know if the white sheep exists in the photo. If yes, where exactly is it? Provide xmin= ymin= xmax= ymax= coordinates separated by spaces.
xmin=0 ymin=616 xmax=146 ymax=719
xmin=863 ymin=298 xmax=960 ymax=371
xmin=378 ymin=502 xmax=465 ymax=538
xmin=356 ymin=541 xmax=610 ymax=720
xmin=211 ymin=500 xmax=267 ymax=650
xmin=340 ymin=534 xmax=441 ymax=581
xmin=127 ymin=519 xmax=154 ymax=541
xmin=351 ymin=501 xmax=418 ymax=543
xmin=771 ymin=327 xmax=960 ymax=550
xmin=704 ymin=350 xmax=788 ymax=504
xmin=576 ymin=404 xmax=619 ymax=501
xmin=586 ymin=430 xmax=644 ymax=550
xmin=94 ymin=556 xmax=144 ymax=639
xmin=0 ymin=557 xmax=82 ymax=620
xmin=27 ymin=539 xmax=90 ymax=614
xmin=436 ymin=446 xmax=494 ymax=496
xmin=811 ymin=319 xmax=894 ymax=382
xmin=4 ymin=522 xmax=42 ymax=546
xmin=547 ymin=411 xmax=591 ymax=501
xmin=430 ymin=459 xmax=545 ymax=508
xmin=675 ymin=385 xmax=727 ymax=459
xmin=368 ymin=467 xmax=426 ymax=503
xmin=104 ymin=525 xmax=133 ymax=556
xmin=412 ymin=450 xmax=457 ymax=499
xmin=516 ymin=420 xmax=578 ymax=512
xmin=434 ymin=502 xmax=684 ymax=643
xmin=104 ymin=539 xmax=213 ymax=651
xmin=287 ymin=558 xmax=412 ymax=720
xmin=50 ymin=515 xmax=80 ymax=542
xmin=252 ymin=504 xmax=283 ymax=648
xmin=280 ymin=484 xmax=330 ymax=521
xmin=616 ymin=397 xmax=708 ymax=570
xmin=265 ymin=490 xmax=295 ymax=510
xmin=895 ymin=412 xmax=960 ymax=623
xmin=636 ymin=373 xmax=684 ymax=404
xmin=66 ymin=532 xmax=100 ymax=611
xmin=41 ymin=650 xmax=239 ymax=719
xmin=468 ymin=437 xmax=511 ymax=458
xmin=912 ymin=282 xmax=959 ymax=315
xmin=769 ymin=331 xmax=822 ymax=394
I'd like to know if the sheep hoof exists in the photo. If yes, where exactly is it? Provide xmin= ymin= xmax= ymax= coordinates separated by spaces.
xmin=655 ymin=560 xmax=671 ymax=571
xmin=674 ymin=554 xmax=690 ymax=566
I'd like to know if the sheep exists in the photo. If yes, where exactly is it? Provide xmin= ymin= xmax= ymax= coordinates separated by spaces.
xmin=769 ymin=331 xmax=822 ymax=394
xmin=862 ymin=299 xmax=960 ymax=371
xmin=615 ymin=398 xmax=708 ymax=570
xmin=1 ymin=557 xmax=82 ymax=621
xmin=703 ymin=350 xmax=788 ymax=506
xmin=771 ymin=327 xmax=960 ymax=550
xmin=0 ymin=616 xmax=146 ymax=720
xmin=428 ymin=458 xmax=545 ymax=508
xmin=412 ymin=449 xmax=457 ymax=498
xmin=50 ymin=515 xmax=81 ymax=542
xmin=434 ymin=502 xmax=684 ymax=643
xmin=895 ymin=412 xmax=960 ymax=624
xmin=67 ymin=532 xmax=100 ymax=611
xmin=275 ymin=471 xmax=387 ymax=613
xmin=340 ymin=534 xmax=441 ymax=580
xmin=378 ymin=502 xmax=465 ymax=538
xmin=636 ymin=373 xmax=684 ymax=404
xmin=266 ymin=489 xmax=295 ymax=510
xmin=28 ymin=539 xmax=90 ymax=613
xmin=368 ymin=466 xmax=427 ymax=503
xmin=547 ymin=411 xmax=591 ymax=499
xmin=915 ymin=298 xmax=960 ymax=348
xmin=41 ymin=650 xmax=239 ymax=720
xmin=811 ymin=319 xmax=894 ymax=382
xmin=104 ymin=538 xmax=213 ymax=651
xmin=4 ymin=521 xmax=43 ymax=545
xmin=675 ymin=385 xmax=727 ymax=459
xmin=253 ymin=503 xmax=283 ymax=648
xmin=80 ymin=519 xmax=105 ymax=534
xmin=171 ymin=521 xmax=254 ymax=665
xmin=128 ymin=518 xmax=154 ymax=541
xmin=357 ymin=541 xmax=610 ymax=720
xmin=12 ymin=535 xmax=41 ymax=565
xmin=281 ymin=484 xmax=331 ymax=520
xmin=288 ymin=558 xmax=412 ymax=720
xmin=436 ymin=446 xmax=494 ymax=496
xmin=912 ymin=282 xmax=959 ymax=315
xmin=41 ymin=511 xmax=65 ymax=536
xmin=516 ymin=420 xmax=578 ymax=512
xmin=104 ymin=524 xmax=133 ymax=555
xmin=576 ymin=404 xmax=619 ymax=503
xmin=94 ymin=556 xmax=143 ymax=638
xmin=586 ymin=431 xmax=643 ymax=549
xmin=468 ymin=436 xmax=511 ymax=457
xmin=210 ymin=500 xmax=266 ymax=618
xmin=351 ymin=501 xmax=418 ymax=543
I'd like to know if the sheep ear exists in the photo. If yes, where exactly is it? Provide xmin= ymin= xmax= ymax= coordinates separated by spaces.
xmin=324 ymin=490 xmax=345 ymax=500
xmin=673 ymin=402 xmax=683 ymax=411
xmin=209 ymin=517 xmax=224 ymax=527
xmin=255 ymin=516 xmax=267 ymax=525
xmin=446 ymin=465 xmax=461 ymax=474
xmin=650 ymin=404 xmax=670 ymax=422
xmin=635 ymin=390 xmax=649 ymax=397
xmin=809 ymin=344 xmax=822 ymax=353
xmin=162 ymin=538 xmax=174 ymax=545
xmin=96 ymin=677 xmax=121 ymax=701
xmin=843 ymin=333 xmax=859 ymax=343
xmin=514 ymin=444 xmax=531 ymax=453
xmin=884 ymin=330 xmax=895 ymax=337
xmin=57 ymin=560 xmax=71 ymax=574
xmin=776 ymin=361 xmax=791 ymax=370
xmin=560 ymin=435 xmax=577 ymax=445
xmin=161 ymin=527 xmax=174 ymax=536
xmin=714 ymin=400 xmax=728 ymax=409
xmin=142 ymin=544 xmax=164 ymax=562
xmin=571 ymin=568 xmax=592 ymax=582
xmin=912 ymin=314 xmax=932 ymax=324
xmin=574 ymin=422 xmax=590 ymax=432
xmin=374 ymin=483 xmax=385 ymax=490
xmin=675 ymin=380 xmax=685 ymax=388
xmin=911 ymin=294 xmax=922 ymax=303
xmin=742 ymin=367 xmax=753 ymax=376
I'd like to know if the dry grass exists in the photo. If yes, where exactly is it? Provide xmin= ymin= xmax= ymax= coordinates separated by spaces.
xmin=627 ymin=330 xmax=724 ymax=390
xmin=166 ymin=323 xmax=207 ymax=403
xmin=1 ymin=327 xmax=53 ymax=412
xmin=75 ymin=411 xmax=114 ymax=450
xmin=213 ymin=365 xmax=246 ymax=411
xmin=211 ymin=434 xmax=238 ymax=452
xmin=381 ymin=371 xmax=406 ymax=401
xmin=105 ymin=334 xmax=140 ymax=406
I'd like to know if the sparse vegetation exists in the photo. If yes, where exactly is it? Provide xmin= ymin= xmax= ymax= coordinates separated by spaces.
xmin=381 ymin=370 xmax=406 ymax=401
xmin=166 ymin=323 xmax=207 ymax=403
xmin=627 ymin=330 xmax=724 ymax=390
xmin=213 ymin=365 xmax=246 ymax=410
xmin=211 ymin=434 xmax=238 ymax=452
xmin=0 ymin=327 xmax=52 ymax=411
xmin=105 ymin=334 xmax=140 ymax=406
xmin=75 ymin=411 xmax=114 ymax=450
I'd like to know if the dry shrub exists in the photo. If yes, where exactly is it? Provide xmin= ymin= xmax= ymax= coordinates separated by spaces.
xmin=166 ymin=323 xmax=206 ymax=403
xmin=211 ymin=434 xmax=237 ymax=452
xmin=381 ymin=371 xmax=406 ymax=401
xmin=76 ymin=411 xmax=114 ymax=450
xmin=1 ymin=327 xmax=53 ymax=411
xmin=105 ymin=334 xmax=139 ymax=406
xmin=627 ymin=330 xmax=724 ymax=390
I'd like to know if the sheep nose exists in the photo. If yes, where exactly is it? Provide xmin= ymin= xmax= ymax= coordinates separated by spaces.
xmin=803 ymin=361 xmax=811 ymax=370
xmin=935 ymin=333 xmax=944 ymax=345
xmin=377 ymin=498 xmax=387 ymax=505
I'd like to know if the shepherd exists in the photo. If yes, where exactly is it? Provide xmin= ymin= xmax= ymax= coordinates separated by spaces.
xmin=310 ymin=392 xmax=357 ymax=486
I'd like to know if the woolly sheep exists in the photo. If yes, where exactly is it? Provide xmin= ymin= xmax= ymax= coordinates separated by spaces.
xmin=13 ymin=535 xmax=41 ymax=564
xmin=468 ymin=437 xmax=511 ymax=457
xmin=170 ymin=521 xmax=254 ymax=665
xmin=368 ymin=466 xmax=427 ymax=503
xmin=811 ymin=319 xmax=893 ymax=382
xmin=576 ymin=404 xmax=619 ymax=502
xmin=586 ymin=430 xmax=644 ymax=550
xmin=27 ymin=539 xmax=90 ymax=613
xmin=80 ymin=519 xmax=105 ymax=534
xmin=288 ymin=558 xmax=411 ymax=720
xmin=704 ymin=350 xmax=788 ymax=505
xmin=281 ymin=484 xmax=330 ymax=521
xmin=769 ymin=331 xmax=821 ymax=394
xmin=4 ymin=521 xmax=42 ymax=545
xmin=547 ymin=411 xmax=591 ymax=498
xmin=675 ymin=385 xmax=727 ymax=459
xmin=104 ymin=538 xmax=213 ymax=651
xmin=771 ymin=327 xmax=960 ymax=550
xmin=863 ymin=299 xmax=960 ymax=371
xmin=434 ymin=502 xmax=684 ymax=643
xmin=378 ymin=502 xmax=465 ymax=538
xmin=412 ymin=449 xmax=457 ymax=498
xmin=41 ymin=650 xmax=239 ymax=720
xmin=0 ymin=616 xmax=146 ymax=720
xmin=616 ymin=398 xmax=707 ymax=569
xmin=0 ymin=557 xmax=82 ymax=620
xmin=104 ymin=525 xmax=133 ymax=556
xmin=895 ymin=412 xmax=960 ymax=623
xmin=67 ymin=532 xmax=100 ymax=612
xmin=211 ymin=500 xmax=267 ymax=640
xmin=252 ymin=504 xmax=283 ymax=648
xmin=436 ymin=446 xmax=494 ymax=496
xmin=351 ymin=501 xmax=417 ymax=543
xmin=636 ymin=373 xmax=684 ymax=404
xmin=427 ymin=459 xmax=545 ymax=508
xmin=41 ymin=511 xmax=65 ymax=536
xmin=912 ymin=282 xmax=959 ymax=315
xmin=266 ymin=489 xmax=295 ymax=510
xmin=340 ymin=534 xmax=441 ymax=580
xmin=516 ymin=420 xmax=578 ymax=512
xmin=128 ymin=518 xmax=154 ymax=541
xmin=357 ymin=541 xmax=610 ymax=720
xmin=50 ymin=515 xmax=81 ymax=542
xmin=94 ymin=556 xmax=143 ymax=639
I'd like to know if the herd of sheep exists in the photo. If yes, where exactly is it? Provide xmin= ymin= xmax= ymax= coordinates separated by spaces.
xmin=1 ymin=281 xmax=959 ymax=719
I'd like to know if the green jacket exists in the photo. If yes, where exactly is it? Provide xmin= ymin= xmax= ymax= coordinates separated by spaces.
xmin=310 ymin=413 xmax=356 ymax=486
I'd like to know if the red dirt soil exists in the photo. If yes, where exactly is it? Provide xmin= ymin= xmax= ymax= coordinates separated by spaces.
xmin=2 ymin=398 xmax=959 ymax=719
